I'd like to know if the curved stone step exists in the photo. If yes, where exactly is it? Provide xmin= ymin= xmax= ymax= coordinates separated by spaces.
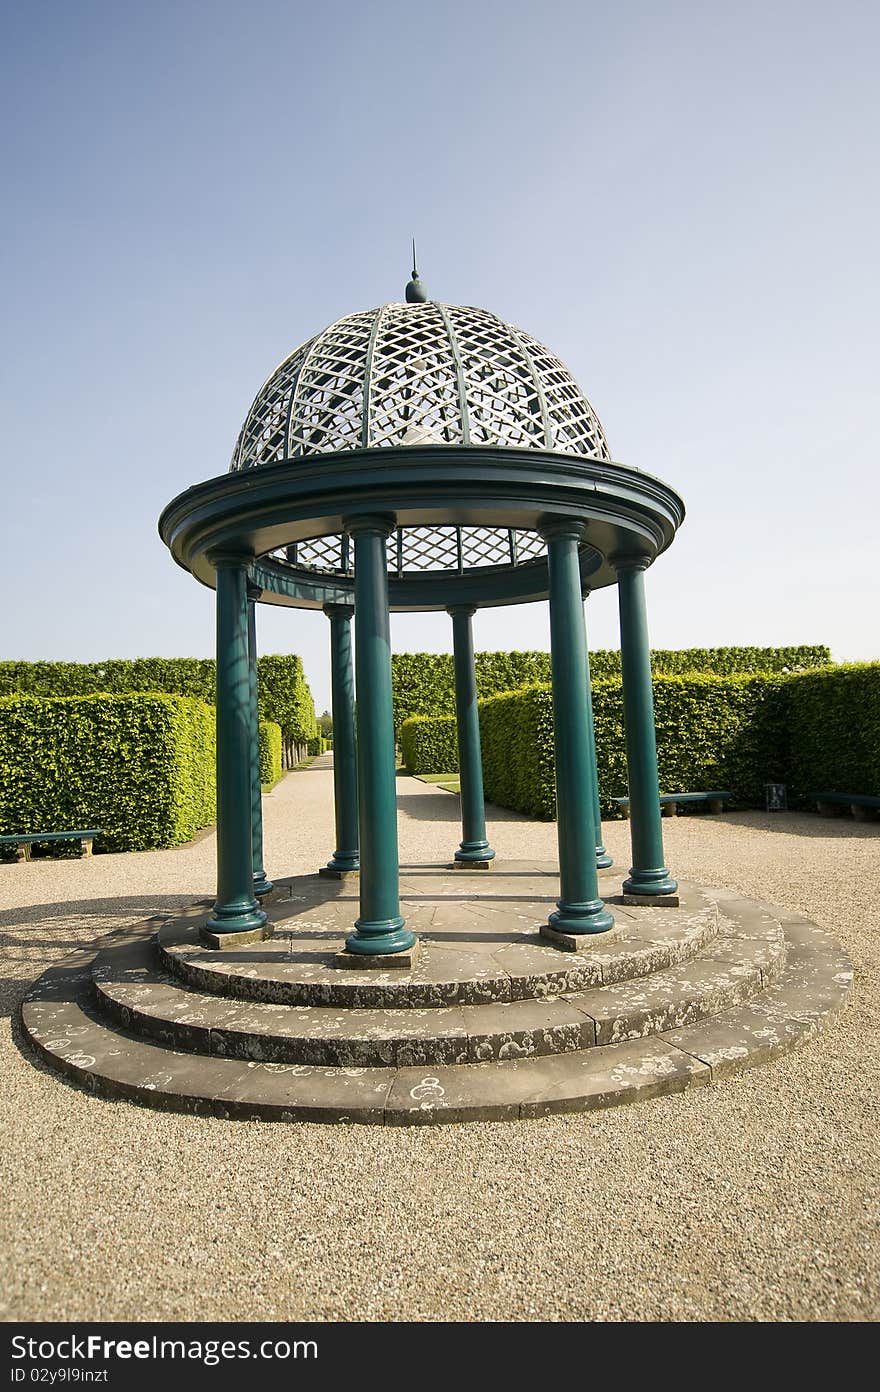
xmin=19 ymin=905 xmax=849 ymax=1123
xmin=91 ymin=914 xmax=784 ymax=1066
xmin=157 ymin=882 xmax=721 ymax=1008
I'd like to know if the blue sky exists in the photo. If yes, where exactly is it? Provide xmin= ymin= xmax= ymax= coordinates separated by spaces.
xmin=2 ymin=0 xmax=877 ymax=710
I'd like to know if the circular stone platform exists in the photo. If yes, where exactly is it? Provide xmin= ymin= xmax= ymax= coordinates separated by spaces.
xmin=19 ymin=862 xmax=851 ymax=1124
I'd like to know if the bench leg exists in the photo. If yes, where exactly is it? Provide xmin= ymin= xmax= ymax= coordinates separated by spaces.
xmin=14 ymin=844 xmax=27 ymax=863
xmin=661 ymin=802 xmax=678 ymax=817
xmin=708 ymin=799 xmax=723 ymax=814
xmin=81 ymin=838 xmax=94 ymax=856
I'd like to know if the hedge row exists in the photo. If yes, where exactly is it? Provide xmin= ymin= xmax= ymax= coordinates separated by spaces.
xmin=400 ymin=715 xmax=459 ymax=774
xmin=391 ymin=647 xmax=829 ymax=734
xmin=259 ymin=720 xmax=283 ymax=788
xmin=406 ymin=668 xmax=844 ymax=819
xmin=480 ymin=688 xmax=557 ymax=817
xmin=784 ymin=663 xmax=880 ymax=803
xmin=0 ymin=693 xmax=216 ymax=852
xmin=0 ymin=656 xmax=318 ymax=743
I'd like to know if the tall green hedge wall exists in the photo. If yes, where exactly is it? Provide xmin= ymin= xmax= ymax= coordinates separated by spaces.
xmin=391 ymin=647 xmax=829 ymax=734
xmin=406 ymin=666 xmax=865 ymax=819
xmin=783 ymin=663 xmax=880 ymax=803
xmin=400 ymin=715 xmax=459 ymax=774
xmin=259 ymin=720 xmax=283 ymax=788
xmin=0 ymin=694 xmax=216 ymax=851
xmin=0 ymin=656 xmax=317 ymax=742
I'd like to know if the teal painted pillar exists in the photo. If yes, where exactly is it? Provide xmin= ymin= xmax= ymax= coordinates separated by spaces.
xmin=541 ymin=521 xmax=614 ymax=935
xmin=583 ymin=594 xmax=612 ymax=870
xmin=247 ymin=583 xmax=273 ymax=898
xmin=449 ymin=606 xmax=495 ymax=867
xmin=344 ymin=516 xmax=414 ymax=955
xmin=615 ymin=559 xmax=677 ymax=896
xmin=206 ymin=555 xmax=268 ymax=939
xmin=323 ymin=603 xmax=359 ymax=873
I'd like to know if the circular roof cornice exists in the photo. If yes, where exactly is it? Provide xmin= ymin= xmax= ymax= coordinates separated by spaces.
xmin=159 ymin=445 xmax=685 ymax=613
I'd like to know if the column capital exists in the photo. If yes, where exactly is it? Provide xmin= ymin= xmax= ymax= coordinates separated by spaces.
xmin=343 ymin=513 xmax=396 ymax=541
xmin=207 ymin=547 xmax=253 ymax=572
xmin=246 ymin=580 xmax=263 ymax=602
xmin=538 ymin=517 xmax=587 ymax=544
xmin=612 ymin=554 xmax=652 ymax=575
xmin=323 ymin=602 xmax=354 ymax=620
xmin=447 ymin=604 xmax=477 ymax=619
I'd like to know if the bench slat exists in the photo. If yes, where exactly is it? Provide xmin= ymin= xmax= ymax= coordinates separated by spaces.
xmin=611 ymin=792 xmax=732 ymax=806
xmin=0 ymin=829 xmax=103 ymax=845
xmin=810 ymin=792 xmax=880 ymax=808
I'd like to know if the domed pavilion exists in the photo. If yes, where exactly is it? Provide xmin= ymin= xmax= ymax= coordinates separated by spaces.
xmin=21 ymin=262 xmax=851 ymax=1122
xmin=160 ymin=263 xmax=683 ymax=956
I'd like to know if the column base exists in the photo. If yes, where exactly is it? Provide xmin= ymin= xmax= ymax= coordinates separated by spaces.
xmin=253 ymin=873 xmax=274 ymax=898
xmin=200 ymin=919 xmax=272 ymax=950
xmin=547 ymin=900 xmax=615 ymax=936
xmin=454 ymin=842 xmax=495 ymax=868
xmin=622 ymin=869 xmax=678 ymax=899
xmin=541 ymin=920 xmax=620 ymax=952
xmin=452 ymin=858 xmax=495 ymax=870
xmin=596 ymin=848 xmax=613 ymax=869
xmin=205 ymin=899 xmax=267 ymax=940
xmin=321 ymin=852 xmax=360 ymax=878
xmin=336 ymin=937 xmax=421 ymax=970
xmin=345 ymin=917 xmax=416 ymax=957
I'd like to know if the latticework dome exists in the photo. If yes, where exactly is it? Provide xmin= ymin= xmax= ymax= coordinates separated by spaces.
xmin=230 ymin=301 xmax=610 ymax=470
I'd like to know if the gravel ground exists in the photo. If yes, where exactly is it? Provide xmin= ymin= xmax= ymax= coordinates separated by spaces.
xmin=1 ymin=758 xmax=877 ymax=1323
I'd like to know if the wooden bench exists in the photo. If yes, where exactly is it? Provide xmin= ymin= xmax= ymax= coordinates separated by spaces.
xmin=810 ymin=792 xmax=880 ymax=822
xmin=0 ymin=829 xmax=103 ymax=862
xmin=611 ymin=791 xmax=733 ymax=818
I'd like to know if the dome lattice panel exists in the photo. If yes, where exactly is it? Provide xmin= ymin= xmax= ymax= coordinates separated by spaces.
xmin=278 ymin=526 xmax=549 ymax=577
xmin=231 ymin=302 xmax=610 ymax=469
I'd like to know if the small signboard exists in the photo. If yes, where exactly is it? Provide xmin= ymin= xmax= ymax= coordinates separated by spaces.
xmin=765 ymin=782 xmax=787 ymax=812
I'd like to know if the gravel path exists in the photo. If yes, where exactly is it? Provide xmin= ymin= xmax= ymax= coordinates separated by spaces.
xmin=1 ymin=758 xmax=877 ymax=1323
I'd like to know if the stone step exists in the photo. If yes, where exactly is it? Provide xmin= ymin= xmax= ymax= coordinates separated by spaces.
xmin=19 ymin=904 xmax=850 ymax=1124
xmin=157 ymin=881 xmax=723 ymax=1008
xmin=91 ymin=915 xmax=784 ymax=1066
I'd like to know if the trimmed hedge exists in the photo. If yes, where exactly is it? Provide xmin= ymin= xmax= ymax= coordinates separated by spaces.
xmin=480 ymin=688 xmax=557 ymax=818
xmin=0 ymin=655 xmax=317 ymax=743
xmin=416 ymin=672 xmax=792 ymax=818
xmin=784 ymin=663 xmax=880 ymax=804
xmin=259 ymin=720 xmax=283 ymax=788
xmin=400 ymin=715 xmax=459 ymax=774
xmin=391 ymin=647 xmax=829 ymax=734
xmin=256 ymin=655 xmax=317 ymax=743
xmin=0 ymin=693 xmax=215 ymax=852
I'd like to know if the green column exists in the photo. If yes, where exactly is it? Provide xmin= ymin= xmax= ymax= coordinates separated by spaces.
xmin=206 ymin=554 xmax=268 ymax=938
xmin=541 ymin=521 xmax=614 ymax=935
xmin=616 ymin=559 xmax=677 ymax=896
xmin=583 ymin=595 xmax=612 ymax=870
xmin=449 ymin=606 xmax=495 ymax=867
xmin=323 ymin=603 xmax=359 ymax=873
xmin=247 ymin=583 xmax=273 ymax=898
xmin=344 ymin=516 xmax=414 ymax=955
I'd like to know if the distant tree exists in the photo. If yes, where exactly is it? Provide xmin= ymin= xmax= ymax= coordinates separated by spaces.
xmin=319 ymin=709 xmax=333 ymax=737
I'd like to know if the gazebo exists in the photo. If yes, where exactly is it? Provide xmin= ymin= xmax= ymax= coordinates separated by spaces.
xmin=159 ymin=264 xmax=683 ymax=956
xmin=21 ymin=264 xmax=851 ymax=1122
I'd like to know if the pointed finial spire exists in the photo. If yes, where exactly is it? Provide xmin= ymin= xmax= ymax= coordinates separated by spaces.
xmin=405 ymin=239 xmax=428 ymax=303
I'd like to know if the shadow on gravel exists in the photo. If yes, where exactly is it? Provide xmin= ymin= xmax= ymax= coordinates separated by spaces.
xmin=689 ymin=811 xmax=880 ymax=839
xmin=395 ymin=793 xmax=530 ymax=823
